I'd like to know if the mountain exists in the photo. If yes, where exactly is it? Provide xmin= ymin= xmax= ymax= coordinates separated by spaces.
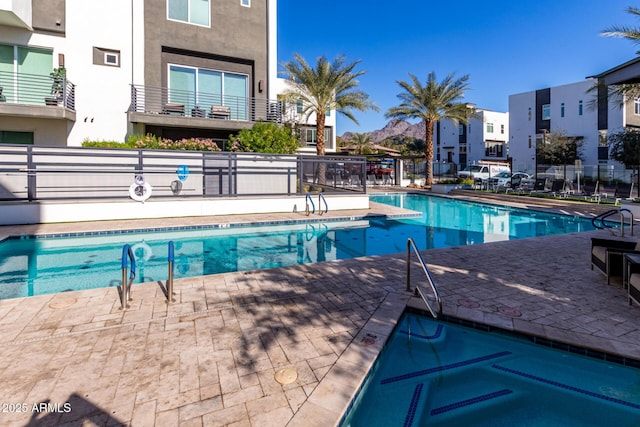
xmin=341 ymin=120 xmax=425 ymax=143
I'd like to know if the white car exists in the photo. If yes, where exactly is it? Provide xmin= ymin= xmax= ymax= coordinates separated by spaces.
xmin=488 ymin=172 xmax=531 ymax=188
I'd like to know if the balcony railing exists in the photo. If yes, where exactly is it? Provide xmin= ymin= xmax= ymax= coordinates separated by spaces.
xmin=129 ymin=84 xmax=283 ymax=123
xmin=0 ymin=71 xmax=75 ymax=110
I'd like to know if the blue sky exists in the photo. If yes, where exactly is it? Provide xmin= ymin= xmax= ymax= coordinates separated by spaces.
xmin=278 ymin=0 xmax=638 ymax=136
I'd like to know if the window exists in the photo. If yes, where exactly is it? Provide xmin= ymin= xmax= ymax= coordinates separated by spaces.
xmin=168 ymin=0 xmax=210 ymax=26
xmin=635 ymin=98 xmax=640 ymax=115
xmin=486 ymin=123 xmax=494 ymax=133
xmin=93 ymin=47 xmax=120 ymax=67
xmin=500 ymin=124 xmax=504 ymax=134
xmin=0 ymin=43 xmax=53 ymax=104
xmin=560 ymin=102 xmax=565 ymax=118
xmin=296 ymin=100 xmax=303 ymax=114
xmin=458 ymin=124 xmax=463 ymax=135
xmin=528 ymin=136 xmax=532 ymax=149
xmin=528 ymin=107 xmax=532 ymax=121
xmin=0 ymin=131 xmax=34 ymax=144
xmin=303 ymin=127 xmax=331 ymax=147
xmin=168 ymin=64 xmax=248 ymax=120
xmin=241 ymin=0 xmax=250 ymax=6
xmin=542 ymin=104 xmax=551 ymax=120
xmin=104 ymin=52 xmax=119 ymax=66
xmin=578 ymin=100 xmax=583 ymax=116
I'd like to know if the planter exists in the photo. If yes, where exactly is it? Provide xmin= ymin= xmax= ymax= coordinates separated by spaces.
xmin=430 ymin=183 xmax=459 ymax=194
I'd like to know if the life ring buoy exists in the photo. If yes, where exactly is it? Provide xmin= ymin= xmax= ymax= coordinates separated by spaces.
xmin=129 ymin=182 xmax=152 ymax=202
xmin=131 ymin=242 xmax=153 ymax=261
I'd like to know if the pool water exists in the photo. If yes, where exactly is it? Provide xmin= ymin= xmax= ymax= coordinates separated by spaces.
xmin=0 ymin=193 xmax=595 ymax=299
xmin=340 ymin=312 xmax=640 ymax=426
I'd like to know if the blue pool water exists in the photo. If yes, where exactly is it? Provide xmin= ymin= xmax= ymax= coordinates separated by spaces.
xmin=340 ymin=312 xmax=640 ymax=426
xmin=0 ymin=193 xmax=595 ymax=299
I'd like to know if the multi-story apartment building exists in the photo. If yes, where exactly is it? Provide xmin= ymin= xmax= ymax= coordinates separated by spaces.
xmin=434 ymin=109 xmax=509 ymax=166
xmin=275 ymin=77 xmax=337 ymax=154
xmin=508 ymin=79 xmax=638 ymax=173
xmin=0 ymin=0 xmax=279 ymax=149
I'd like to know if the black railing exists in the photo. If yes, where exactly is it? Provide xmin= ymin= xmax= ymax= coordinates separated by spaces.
xmin=0 ymin=145 xmax=366 ymax=201
xmin=0 ymin=70 xmax=75 ymax=110
xmin=129 ymin=84 xmax=283 ymax=123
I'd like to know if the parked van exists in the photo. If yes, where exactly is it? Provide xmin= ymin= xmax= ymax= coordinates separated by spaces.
xmin=457 ymin=163 xmax=510 ymax=181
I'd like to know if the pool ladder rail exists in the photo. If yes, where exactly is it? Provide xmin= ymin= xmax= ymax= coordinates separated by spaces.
xmin=305 ymin=192 xmax=329 ymax=216
xmin=119 ymin=241 xmax=176 ymax=310
xmin=592 ymin=208 xmax=634 ymax=237
xmin=406 ymin=238 xmax=442 ymax=319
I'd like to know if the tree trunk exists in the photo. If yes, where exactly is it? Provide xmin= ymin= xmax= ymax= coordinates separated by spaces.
xmin=424 ymin=120 xmax=434 ymax=187
xmin=317 ymin=112 xmax=327 ymax=185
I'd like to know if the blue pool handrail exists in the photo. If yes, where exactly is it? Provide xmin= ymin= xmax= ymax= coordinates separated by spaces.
xmin=167 ymin=241 xmax=175 ymax=303
xmin=120 ymin=244 xmax=136 ymax=309
xmin=318 ymin=193 xmax=328 ymax=215
xmin=305 ymin=193 xmax=315 ymax=216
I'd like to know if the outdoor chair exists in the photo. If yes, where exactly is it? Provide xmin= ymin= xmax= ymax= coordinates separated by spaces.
xmin=614 ymin=182 xmax=634 ymax=205
xmin=210 ymin=105 xmax=231 ymax=119
xmin=529 ymin=178 xmax=548 ymax=194
xmin=591 ymin=237 xmax=640 ymax=285
xmin=582 ymin=181 xmax=601 ymax=203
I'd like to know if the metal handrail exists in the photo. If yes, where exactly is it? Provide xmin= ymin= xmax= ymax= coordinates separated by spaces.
xmin=318 ymin=193 xmax=328 ymax=215
xmin=305 ymin=193 xmax=315 ymax=216
xmin=592 ymin=208 xmax=634 ymax=236
xmin=406 ymin=238 xmax=442 ymax=318
xmin=120 ymin=244 xmax=136 ymax=309
xmin=166 ymin=241 xmax=175 ymax=303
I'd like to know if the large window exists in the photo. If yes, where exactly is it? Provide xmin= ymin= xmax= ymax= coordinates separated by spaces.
xmin=486 ymin=123 xmax=494 ymax=133
xmin=168 ymin=64 xmax=248 ymax=120
xmin=542 ymin=104 xmax=551 ymax=120
xmin=635 ymin=98 xmax=640 ymax=115
xmin=0 ymin=44 xmax=53 ymax=104
xmin=168 ymin=0 xmax=210 ymax=26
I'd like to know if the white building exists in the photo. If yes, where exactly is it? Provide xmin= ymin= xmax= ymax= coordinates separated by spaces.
xmin=434 ymin=109 xmax=509 ymax=166
xmin=275 ymin=77 xmax=337 ymax=154
xmin=508 ymin=79 xmax=631 ymax=174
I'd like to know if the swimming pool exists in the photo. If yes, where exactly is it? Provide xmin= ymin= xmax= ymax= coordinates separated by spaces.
xmin=0 ymin=193 xmax=595 ymax=299
xmin=340 ymin=312 xmax=640 ymax=426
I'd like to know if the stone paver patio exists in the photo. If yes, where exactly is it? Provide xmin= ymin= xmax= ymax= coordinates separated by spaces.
xmin=0 ymin=196 xmax=639 ymax=426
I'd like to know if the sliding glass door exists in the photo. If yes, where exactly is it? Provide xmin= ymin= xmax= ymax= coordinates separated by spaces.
xmin=169 ymin=64 xmax=248 ymax=120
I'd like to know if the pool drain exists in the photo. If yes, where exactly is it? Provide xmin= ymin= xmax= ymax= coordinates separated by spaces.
xmin=274 ymin=368 xmax=297 ymax=385
xmin=48 ymin=297 xmax=77 ymax=309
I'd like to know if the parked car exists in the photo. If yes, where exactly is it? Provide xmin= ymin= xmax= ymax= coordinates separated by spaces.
xmin=488 ymin=172 xmax=531 ymax=188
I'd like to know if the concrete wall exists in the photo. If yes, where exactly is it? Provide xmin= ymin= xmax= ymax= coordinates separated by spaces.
xmin=0 ymin=194 xmax=370 ymax=225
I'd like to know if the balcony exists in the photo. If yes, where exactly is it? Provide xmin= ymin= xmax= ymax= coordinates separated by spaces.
xmin=0 ymin=70 xmax=76 ymax=121
xmin=0 ymin=0 xmax=32 ymax=29
xmin=127 ymin=84 xmax=283 ymax=130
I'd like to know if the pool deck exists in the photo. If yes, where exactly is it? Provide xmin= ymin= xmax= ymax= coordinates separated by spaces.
xmin=1 ymin=193 xmax=639 ymax=426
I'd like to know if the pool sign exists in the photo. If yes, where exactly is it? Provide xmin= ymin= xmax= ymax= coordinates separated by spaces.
xmin=176 ymin=165 xmax=189 ymax=181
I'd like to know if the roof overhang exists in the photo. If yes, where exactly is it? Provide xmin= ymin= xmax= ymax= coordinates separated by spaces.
xmin=589 ymin=56 xmax=640 ymax=85
xmin=0 ymin=3 xmax=33 ymax=30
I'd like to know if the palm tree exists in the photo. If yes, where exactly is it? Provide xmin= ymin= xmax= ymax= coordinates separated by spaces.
xmin=281 ymin=54 xmax=378 ymax=157
xmin=349 ymin=132 xmax=373 ymax=155
xmin=385 ymin=72 xmax=473 ymax=187
xmin=602 ymin=7 xmax=640 ymax=51
xmin=598 ymin=7 xmax=640 ymax=106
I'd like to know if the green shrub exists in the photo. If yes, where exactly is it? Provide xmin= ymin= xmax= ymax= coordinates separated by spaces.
xmin=229 ymin=122 xmax=301 ymax=154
